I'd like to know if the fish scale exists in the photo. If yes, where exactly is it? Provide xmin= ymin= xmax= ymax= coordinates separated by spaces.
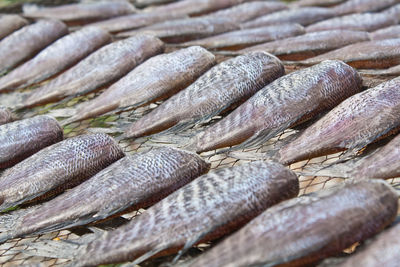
xmin=0 ymin=14 xmax=28 ymax=40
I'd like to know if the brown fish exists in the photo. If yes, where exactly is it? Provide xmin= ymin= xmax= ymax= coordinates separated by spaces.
xmin=0 ymin=19 xmax=68 ymax=73
xmin=125 ymin=52 xmax=284 ymax=138
xmin=0 ymin=14 xmax=28 ymax=40
xmin=192 ymin=60 xmax=362 ymax=153
xmin=0 ymin=133 xmax=124 ymax=213
xmin=21 ymin=35 xmax=164 ymax=109
xmin=241 ymin=7 xmax=335 ymax=29
xmin=0 ymin=115 xmax=63 ymax=169
xmin=181 ymin=24 xmax=305 ymax=51
xmin=370 ymin=24 xmax=400 ymax=40
xmin=290 ymin=0 xmax=345 ymax=7
xmin=303 ymin=38 xmax=400 ymax=69
xmin=23 ymin=1 xmax=136 ymax=25
xmin=32 ymin=161 xmax=299 ymax=266
xmin=0 ymin=107 xmax=15 ymax=126
xmin=332 ymin=0 xmax=399 ymax=15
xmin=0 ymin=27 xmax=111 ymax=93
xmin=186 ymin=179 xmax=398 ymax=267
xmin=64 ymin=46 xmax=215 ymax=124
xmin=0 ymin=147 xmax=209 ymax=242
xmin=241 ymin=30 xmax=370 ymax=60
xmin=278 ymin=77 xmax=400 ymax=165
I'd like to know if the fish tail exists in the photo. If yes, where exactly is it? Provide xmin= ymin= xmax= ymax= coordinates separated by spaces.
xmin=0 ymin=209 xmax=25 ymax=232
xmin=298 ymin=163 xmax=352 ymax=178
xmin=25 ymin=239 xmax=82 ymax=259
xmin=0 ymin=231 xmax=13 ymax=244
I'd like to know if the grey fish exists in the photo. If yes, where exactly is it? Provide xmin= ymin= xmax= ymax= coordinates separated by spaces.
xmin=241 ymin=7 xmax=335 ymax=29
xmin=36 ymin=161 xmax=299 ymax=266
xmin=0 ymin=115 xmax=62 ymax=169
xmin=0 ymin=147 xmax=209 ymax=243
xmin=186 ymin=179 xmax=398 ymax=267
xmin=0 ymin=14 xmax=28 ymax=40
xmin=332 ymin=0 xmax=399 ymax=15
xmin=23 ymin=1 xmax=136 ymax=25
xmin=64 ymin=46 xmax=215 ymax=125
xmin=181 ymin=24 xmax=305 ymax=51
xmin=0 ymin=107 xmax=15 ymax=125
xmin=0 ymin=27 xmax=111 ymax=93
xmin=0 ymin=20 xmax=68 ymax=73
xmin=21 ymin=35 xmax=164 ymax=109
xmin=241 ymin=30 xmax=370 ymax=60
xmin=290 ymin=0 xmax=345 ymax=7
xmin=370 ymin=24 xmax=400 ymax=40
xmin=0 ymin=133 xmax=124 ymax=213
xmin=125 ymin=52 xmax=284 ymax=138
xmin=192 ymin=60 xmax=362 ymax=153
xmin=116 ymin=17 xmax=238 ymax=43
xmin=278 ymin=77 xmax=400 ymax=165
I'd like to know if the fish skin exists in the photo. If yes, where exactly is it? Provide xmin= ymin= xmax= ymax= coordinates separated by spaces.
xmin=241 ymin=7 xmax=335 ymax=29
xmin=187 ymin=179 xmax=398 ymax=267
xmin=290 ymin=0 xmax=345 ymax=8
xmin=70 ymin=161 xmax=299 ymax=266
xmin=303 ymin=38 xmax=400 ymax=69
xmin=0 ymin=115 xmax=63 ymax=170
xmin=0 ymin=107 xmax=15 ymax=125
xmin=278 ymin=77 xmax=400 ymax=165
xmin=193 ymin=60 xmax=362 ymax=153
xmin=64 ymin=46 xmax=216 ymax=124
xmin=306 ymin=13 xmax=398 ymax=33
xmin=0 ymin=133 xmax=124 ymax=212
xmin=241 ymin=30 xmax=370 ymax=60
xmin=0 ymin=27 xmax=111 ymax=93
xmin=370 ymin=25 xmax=400 ymax=40
xmin=332 ymin=0 xmax=399 ymax=16
xmin=0 ymin=20 xmax=68 ymax=73
xmin=22 ymin=35 xmax=164 ymax=109
xmin=0 ymin=14 xmax=28 ymax=40
xmin=181 ymin=23 xmax=305 ymax=50
xmin=125 ymin=51 xmax=284 ymax=139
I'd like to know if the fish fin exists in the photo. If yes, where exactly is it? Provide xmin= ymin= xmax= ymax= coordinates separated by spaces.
xmin=25 ymin=239 xmax=81 ymax=259
xmin=297 ymin=161 xmax=353 ymax=178
xmin=212 ymin=51 xmax=241 ymax=56
xmin=127 ymin=246 xmax=167 ymax=266
xmin=0 ymin=232 xmax=13 ymax=244
xmin=171 ymin=231 xmax=209 ymax=264
xmin=0 ymin=207 xmax=29 ymax=231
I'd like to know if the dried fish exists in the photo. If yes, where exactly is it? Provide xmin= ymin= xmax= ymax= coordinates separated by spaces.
xmin=278 ymin=77 xmax=400 ymax=165
xmin=0 ymin=27 xmax=111 ymax=93
xmin=0 ymin=14 xmax=28 ymax=40
xmin=290 ymin=0 xmax=345 ymax=7
xmin=125 ymin=52 xmax=284 ymax=138
xmin=21 ymin=35 xmax=164 ymax=109
xmin=0 ymin=115 xmax=63 ymax=169
xmin=181 ymin=24 xmax=305 ymax=51
xmin=360 ymin=64 xmax=400 ymax=76
xmin=64 ymin=46 xmax=215 ymax=124
xmin=241 ymin=7 xmax=335 ymax=29
xmin=370 ymin=25 xmax=400 ymax=40
xmin=187 ymin=179 xmax=398 ymax=267
xmin=0 ymin=133 xmax=124 ymax=213
xmin=0 ymin=107 xmax=15 ymax=126
xmin=332 ymin=0 xmax=399 ymax=15
xmin=0 ymin=147 xmax=208 ymax=242
xmin=192 ymin=60 xmax=362 ymax=153
xmin=241 ymin=30 xmax=370 ymax=60
xmin=0 ymin=20 xmax=68 ymax=73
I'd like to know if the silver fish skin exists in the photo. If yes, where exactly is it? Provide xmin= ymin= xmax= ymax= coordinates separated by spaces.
xmin=290 ymin=0 xmax=345 ymax=7
xmin=22 ymin=35 xmax=165 ymax=109
xmin=0 ymin=107 xmax=15 ymax=125
xmin=241 ymin=30 xmax=370 ymax=60
xmin=64 ymin=46 xmax=216 ymax=124
xmin=193 ymin=60 xmax=362 ymax=153
xmin=0 ymin=27 xmax=111 ymax=93
xmin=278 ymin=77 xmax=400 ymax=165
xmin=70 ymin=161 xmax=299 ymax=266
xmin=23 ymin=1 xmax=136 ymax=25
xmin=187 ymin=179 xmax=398 ymax=267
xmin=306 ymin=12 xmax=398 ymax=33
xmin=181 ymin=23 xmax=305 ymax=50
xmin=241 ymin=7 xmax=335 ymax=29
xmin=332 ymin=0 xmax=399 ymax=16
xmin=0 ymin=20 xmax=68 ymax=73
xmin=0 ymin=133 xmax=124 ymax=212
xmin=370 ymin=24 xmax=400 ymax=40
xmin=0 ymin=14 xmax=28 ymax=40
xmin=0 ymin=115 xmax=63 ymax=169
xmin=1 ymin=147 xmax=209 ymax=241
xmin=126 ymin=51 xmax=284 ymax=138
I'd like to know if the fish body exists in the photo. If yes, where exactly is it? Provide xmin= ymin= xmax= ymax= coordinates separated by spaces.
xmin=241 ymin=30 xmax=370 ymax=60
xmin=290 ymin=0 xmax=345 ymax=7
xmin=278 ymin=77 xmax=400 ymax=165
xmin=0 ymin=14 xmax=28 ymax=40
xmin=332 ymin=0 xmax=399 ymax=15
xmin=241 ymin=7 xmax=335 ymax=29
xmin=0 ymin=20 xmax=68 ymax=73
xmin=22 ymin=35 xmax=164 ymax=108
xmin=0 ymin=27 xmax=111 ymax=93
xmin=0 ymin=107 xmax=15 ymax=125
xmin=126 ymin=51 xmax=284 ymax=138
xmin=370 ymin=25 xmax=400 ymax=40
xmin=65 ymin=46 xmax=215 ymax=124
xmin=181 ymin=24 xmax=305 ymax=50
xmin=0 ymin=115 xmax=63 ymax=169
xmin=187 ymin=179 xmax=398 ymax=267
xmin=193 ymin=60 xmax=362 ymax=153
xmin=0 ymin=133 xmax=124 ymax=212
